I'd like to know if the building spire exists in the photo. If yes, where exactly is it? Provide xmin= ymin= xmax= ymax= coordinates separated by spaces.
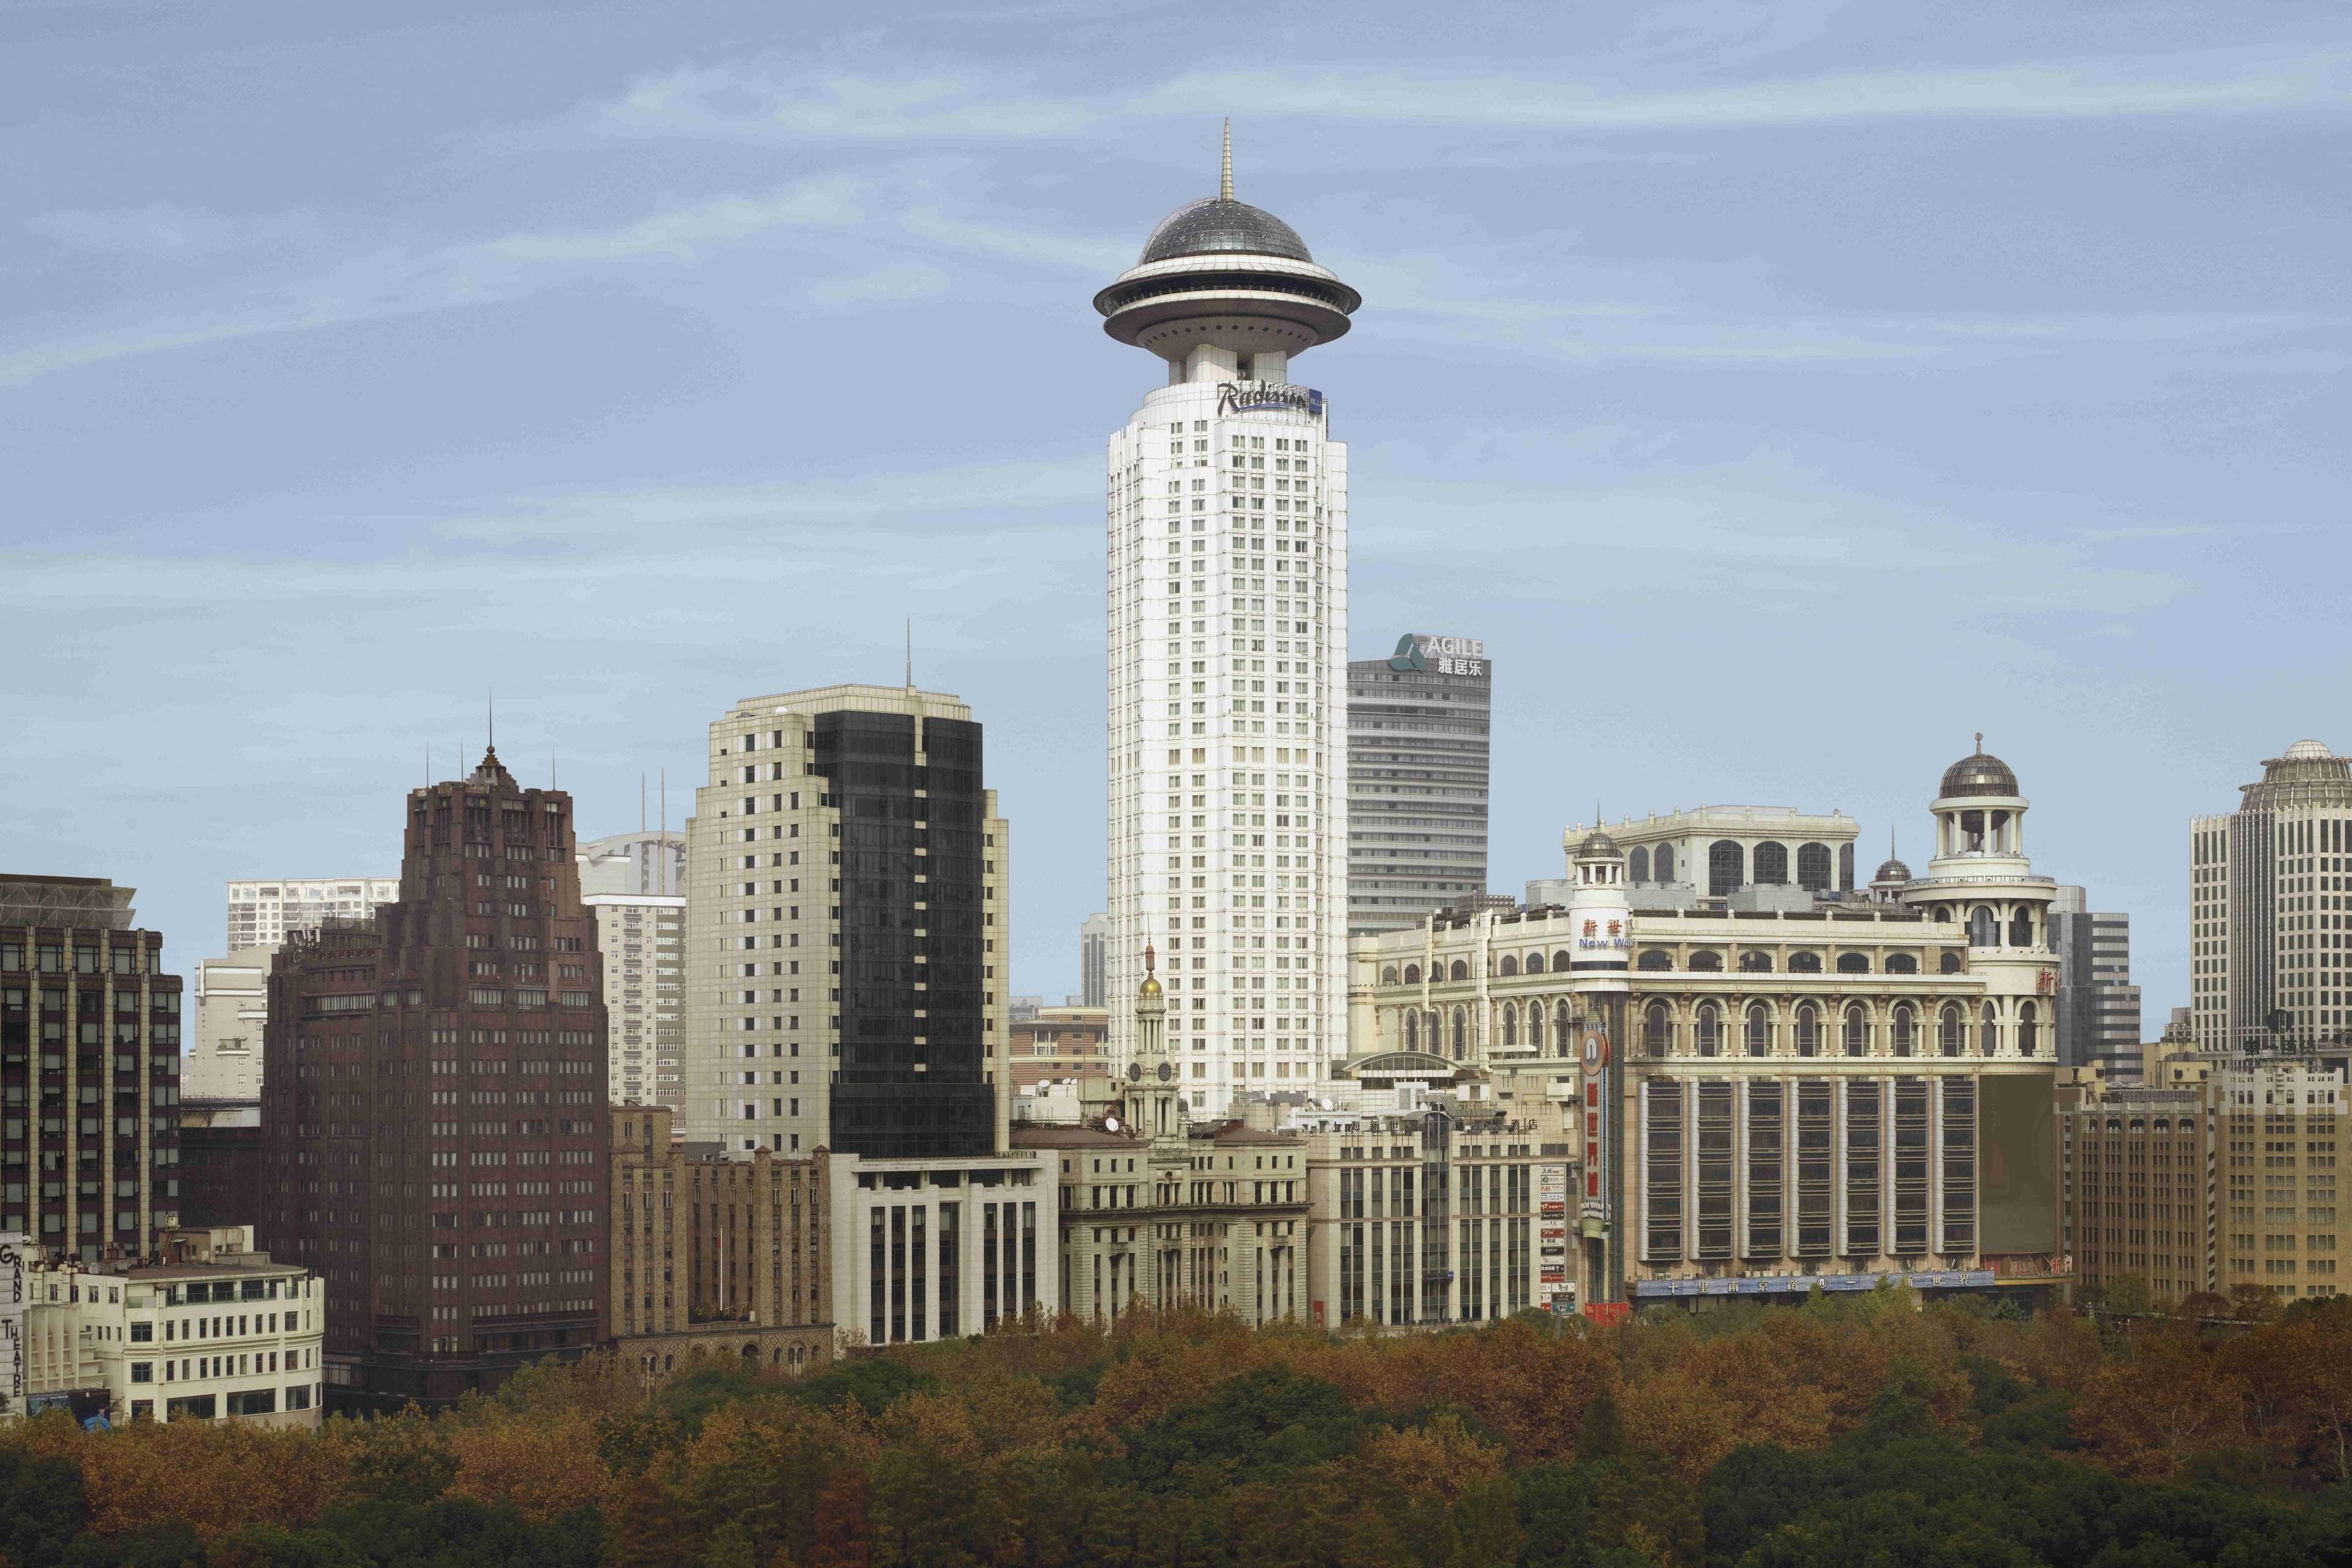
xmin=1220 ymin=118 xmax=1232 ymax=202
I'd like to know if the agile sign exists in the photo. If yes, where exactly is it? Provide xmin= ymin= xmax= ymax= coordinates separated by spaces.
xmin=1387 ymin=633 xmax=1488 ymax=677
xmin=1217 ymin=381 xmax=1324 ymax=417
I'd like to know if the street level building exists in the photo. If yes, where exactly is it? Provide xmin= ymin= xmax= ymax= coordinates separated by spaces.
xmin=1009 ymin=1005 xmax=1112 ymax=1088
xmin=2190 ymin=739 xmax=2352 ymax=1058
xmin=607 ymin=1106 xmax=831 ymax=1377
xmin=682 ymin=684 xmax=1011 ymax=1159
xmin=24 ymin=1227 xmax=323 ymax=1428
xmin=226 ymin=880 xmax=398 ymax=954
xmin=258 ymin=748 xmax=609 ymax=1409
xmin=1353 ymin=748 xmax=2068 ymax=1311
xmin=0 ymin=876 xmax=184 ymax=1261
xmin=1016 ymin=946 xmax=1304 ymax=1325
xmin=1348 ymin=633 xmax=1492 ymax=937
xmin=2049 ymin=888 xmax=2142 ymax=1080
xmin=1098 ymin=130 xmax=1359 ymax=1113
xmin=190 ymin=951 xmax=268 ymax=1101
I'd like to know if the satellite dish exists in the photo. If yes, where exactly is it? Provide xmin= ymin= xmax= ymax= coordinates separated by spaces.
xmin=1103 ymin=1115 xmax=1120 ymax=1133
xmin=1320 ymin=1096 xmax=1335 ymax=1110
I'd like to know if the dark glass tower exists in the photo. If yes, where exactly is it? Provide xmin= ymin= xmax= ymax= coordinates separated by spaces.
xmin=820 ymin=709 xmax=995 ymax=1158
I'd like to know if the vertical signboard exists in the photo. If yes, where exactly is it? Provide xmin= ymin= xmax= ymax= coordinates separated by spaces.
xmin=1579 ymin=1023 xmax=1611 ymax=1234
xmin=0 ymin=1232 xmax=24 ymax=1416
xmin=1538 ymin=1163 xmax=1569 ymax=1307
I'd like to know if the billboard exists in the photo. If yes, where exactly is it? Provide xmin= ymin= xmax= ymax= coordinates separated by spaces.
xmin=1978 ymin=1075 xmax=2057 ymax=1254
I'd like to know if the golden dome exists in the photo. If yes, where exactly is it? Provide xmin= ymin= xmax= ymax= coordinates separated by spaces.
xmin=1139 ymin=976 xmax=1162 ymax=998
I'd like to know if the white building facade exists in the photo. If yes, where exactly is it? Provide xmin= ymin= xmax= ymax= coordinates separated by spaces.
xmin=224 ymin=879 xmax=397 ymax=953
xmin=1098 ymin=132 xmax=1360 ymax=1112
xmin=189 ymin=951 xmax=268 ymax=1101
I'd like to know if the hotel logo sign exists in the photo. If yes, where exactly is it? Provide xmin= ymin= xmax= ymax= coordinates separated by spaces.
xmin=1388 ymin=633 xmax=1487 ymax=677
xmin=1216 ymin=381 xmax=1325 ymax=417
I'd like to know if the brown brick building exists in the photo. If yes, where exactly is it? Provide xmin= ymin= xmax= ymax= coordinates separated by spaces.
xmin=1008 ymin=1005 xmax=1110 ymax=1088
xmin=0 ymin=876 xmax=184 ymax=1259
xmin=260 ymin=749 xmax=610 ymax=1408
xmin=609 ymin=1106 xmax=831 ymax=1377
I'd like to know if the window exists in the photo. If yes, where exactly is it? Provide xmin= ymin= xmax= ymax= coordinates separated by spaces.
xmin=1403 ymin=964 xmax=1420 ymax=985
xmin=1498 ymin=956 xmax=1517 ymax=977
xmin=1637 ymin=949 xmax=1671 ymax=971
xmin=1695 ymin=1005 xmax=1720 ymax=1058
xmin=1940 ymin=1005 xmax=1962 ymax=1057
xmin=1629 ymin=846 xmax=1650 ymax=883
xmin=2009 ymin=908 xmax=2034 ymax=947
xmin=1449 ymin=960 xmax=1468 ymax=982
xmin=2018 ymin=1001 xmax=2038 ymax=1057
xmin=1892 ymin=1005 xmax=1915 ymax=1057
xmin=1796 ymin=1004 xmax=1819 ymax=1058
xmin=1796 ymin=842 xmax=1833 ymax=892
xmin=1754 ymin=842 xmax=1789 ymax=885
xmin=1654 ymin=845 xmax=1675 ymax=883
xmin=1501 ymin=1005 xmax=1517 ymax=1048
xmin=1451 ymin=1008 xmax=1468 ymax=1059
xmin=1744 ymin=1005 xmax=1770 ymax=1057
xmin=1643 ymin=1003 xmax=1670 ymax=1056
xmin=1843 ymin=1006 xmax=1868 ymax=1057
xmin=1688 ymin=951 xmax=1722 ymax=973
xmin=1789 ymin=951 xmax=1822 ymax=974
xmin=1968 ymin=907 xmax=1997 ymax=948
xmin=1524 ymin=951 xmax=1545 ymax=974
xmin=1526 ymin=1005 xmax=1544 ymax=1054
xmin=1708 ymin=840 xmax=1743 ymax=899
xmin=1885 ymin=954 xmax=1918 ymax=974
xmin=1979 ymin=1003 xmax=1999 ymax=1055
xmin=1403 ymin=1012 xmax=1418 ymax=1050
xmin=1836 ymin=952 xmax=1870 ymax=974
xmin=1738 ymin=950 xmax=1773 ymax=973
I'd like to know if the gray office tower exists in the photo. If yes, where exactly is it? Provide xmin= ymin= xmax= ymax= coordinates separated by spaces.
xmin=1346 ymin=633 xmax=1493 ymax=935
xmin=2050 ymin=885 xmax=2143 ymax=1079
xmin=1078 ymin=913 xmax=1110 ymax=1008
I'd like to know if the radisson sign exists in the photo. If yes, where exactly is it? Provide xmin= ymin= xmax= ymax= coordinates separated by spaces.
xmin=1216 ymin=381 xmax=1325 ymax=417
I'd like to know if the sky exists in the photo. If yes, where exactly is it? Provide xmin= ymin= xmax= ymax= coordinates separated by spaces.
xmin=4 ymin=1 xmax=2348 ymax=1023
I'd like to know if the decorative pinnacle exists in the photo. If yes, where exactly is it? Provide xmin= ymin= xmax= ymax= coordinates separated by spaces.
xmin=1220 ymin=119 xmax=1232 ymax=202
xmin=1144 ymin=938 xmax=1157 ymax=976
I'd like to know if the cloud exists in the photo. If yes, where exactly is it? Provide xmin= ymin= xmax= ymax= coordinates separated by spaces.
xmin=802 ymin=262 xmax=952 ymax=306
xmin=483 ymin=177 xmax=872 ymax=263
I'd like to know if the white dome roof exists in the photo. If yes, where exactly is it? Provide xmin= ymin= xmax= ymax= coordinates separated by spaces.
xmin=2285 ymin=739 xmax=2334 ymax=760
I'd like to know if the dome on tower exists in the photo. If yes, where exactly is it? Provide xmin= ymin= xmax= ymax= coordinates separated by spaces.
xmin=2285 ymin=739 xmax=2334 ymax=761
xmin=1873 ymin=858 xmax=1912 ymax=884
xmin=1575 ymin=829 xmax=1623 ymax=859
xmin=1139 ymin=198 xmax=1313 ymax=265
xmin=1940 ymin=744 xmax=2019 ymax=799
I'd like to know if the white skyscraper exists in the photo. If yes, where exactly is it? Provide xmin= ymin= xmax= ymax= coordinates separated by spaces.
xmin=1096 ymin=129 xmax=1360 ymax=1111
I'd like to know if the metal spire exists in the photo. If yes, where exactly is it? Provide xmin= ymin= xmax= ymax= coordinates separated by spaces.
xmin=1220 ymin=118 xmax=1232 ymax=202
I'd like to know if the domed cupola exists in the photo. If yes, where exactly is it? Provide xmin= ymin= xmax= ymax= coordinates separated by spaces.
xmin=1939 ymin=742 xmax=2020 ymax=801
xmin=1094 ymin=122 xmax=1360 ymax=371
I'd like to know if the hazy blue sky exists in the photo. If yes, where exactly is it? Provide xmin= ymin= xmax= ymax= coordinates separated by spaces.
xmin=6 ymin=2 xmax=2347 ymax=1020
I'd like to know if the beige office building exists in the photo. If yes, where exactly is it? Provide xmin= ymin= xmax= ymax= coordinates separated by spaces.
xmin=581 ymin=891 xmax=684 ymax=1111
xmin=189 ymin=951 xmax=268 ymax=1101
xmin=681 ymin=684 xmax=1011 ymax=1159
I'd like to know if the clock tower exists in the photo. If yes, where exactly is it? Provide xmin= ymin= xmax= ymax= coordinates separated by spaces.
xmin=1128 ymin=941 xmax=1186 ymax=1140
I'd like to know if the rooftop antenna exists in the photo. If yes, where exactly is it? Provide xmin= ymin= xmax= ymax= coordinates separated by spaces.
xmin=658 ymin=768 xmax=667 ymax=897
xmin=488 ymin=688 xmax=495 ymax=753
xmin=641 ymin=772 xmax=647 ymax=834
xmin=1220 ymin=118 xmax=1233 ymax=202
xmin=1975 ymin=730 xmax=1983 ymax=754
xmin=905 ymin=617 xmax=913 ymax=690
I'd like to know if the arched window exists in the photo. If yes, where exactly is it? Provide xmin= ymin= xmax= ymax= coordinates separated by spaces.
xmin=2018 ymin=1000 xmax=2038 ymax=1057
xmin=1381 ymin=965 xmax=1399 ymax=985
xmin=1556 ymin=1001 xmax=1575 ymax=1055
xmin=1844 ymin=1005 xmax=1868 ymax=1057
xmin=1629 ymin=845 xmax=1651 ymax=883
xmin=1709 ymin=840 xmax=1744 ymax=899
xmin=1426 ymin=1011 xmax=1441 ymax=1050
xmin=1891 ymin=1005 xmax=1914 ymax=1057
xmin=1940 ymin=951 xmax=1963 ymax=974
xmin=1839 ymin=843 xmax=1855 ymax=891
xmin=1739 ymin=949 xmax=1774 ymax=973
xmin=1688 ymin=951 xmax=1724 ymax=973
xmin=1403 ymin=1011 xmax=1419 ymax=1050
xmin=1932 ymin=905 xmax=1952 ymax=923
xmin=2009 ymin=908 xmax=2034 ymax=947
xmin=1796 ymin=842 xmax=1833 ymax=892
xmin=1654 ymin=845 xmax=1676 ymax=883
xmin=1637 ymin=950 xmax=1672 ymax=971
xmin=1745 ymin=1004 xmax=1770 ymax=1057
xmin=1403 ymin=963 xmax=1420 ymax=985
xmin=1940 ymin=1005 xmax=1962 ymax=1057
xmin=1979 ymin=1003 xmax=1999 ymax=1055
xmin=1527 ymin=1003 xmax=1544 ymax=1054
xmin=1789 ymin=951 xmax=1822 ymax=974
xmin=1836 ymin=952 xmax=1870 ymax=974
xmin=1967 ymin=907 xmax=1997 ymax=948
xmin=1452 ymin=1008 xmax=1468 ymax=1058
xmin=1553 ymin=950 xmax=1573 ymax=972
xmin=1499 ymin=955 xmax=1518 ymax=977
xmin=1450 ymin=959 xmax=1469 ymax=981
xmin=1525 ymin=951 xmax=1546 ymax=974
xmin=1644 ymin=1002 xmax=1670 ymax=1057
xmin=1795 ymin=1004 xmax=1819 ymax=1057
xmin=1885 ymin=953 xmax=1918 ymax=974
xmin=1501 ymin=1004 xmax=1518 ymax=1048
xmin=1695 ymin=1004 xmax=1720 ymax=1057
xmin=1754 ymin=841 xmax=1790 ymax=885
